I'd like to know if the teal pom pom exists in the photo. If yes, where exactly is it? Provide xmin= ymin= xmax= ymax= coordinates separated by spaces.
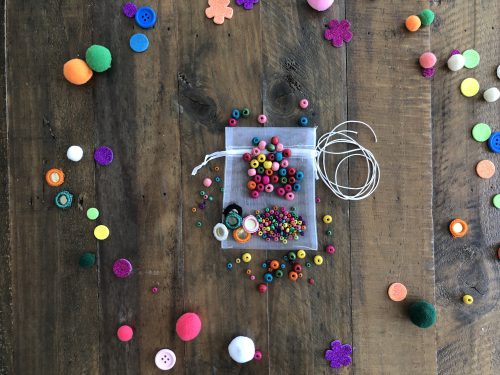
xmin=409 ymin=300 xmax=437 ymax=328
xmin=85 ymin=45 xmax=112 ymax=73
xmin=419 ymin=9 xmax=435 ymax=26
xmin=79 ymin=252 xmax=96 ymax=268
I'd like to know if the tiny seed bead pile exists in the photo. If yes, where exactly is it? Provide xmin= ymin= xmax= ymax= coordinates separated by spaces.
xmin=254 ymin=206 xmax=306 ymax=244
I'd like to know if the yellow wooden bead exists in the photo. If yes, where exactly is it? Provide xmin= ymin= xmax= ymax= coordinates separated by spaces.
xmin=250 ymin=159 xmax=259 ymax=168
xmin=263 ymin=161 xmax=273 ymax=169
xmin=314 ymin=255 xmax=323 ymax=265
xmin=323 ymin=215 xmax=333 ymax=224
xmin=235 ymin=258 xmax=241 ymax=264
xmin=242 ymin=253 xmax=252 ymax=263
xmin=257 ymin=154 xmax=266 ymax=163
xmin=297 ymin=249 xmax=306 ymax=259
xmin=463 ymin=294 xmax=473 ymax=305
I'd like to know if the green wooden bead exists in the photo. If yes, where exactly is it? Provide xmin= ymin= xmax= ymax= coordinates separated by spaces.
xmin=242 ymin=108 xmax=250 ymax=118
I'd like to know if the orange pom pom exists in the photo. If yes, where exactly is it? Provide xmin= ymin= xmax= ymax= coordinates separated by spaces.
xmin=405 ymin=15 xmax=421 ymax=32
xmin=63 ymin=58 xmax=93 ymax=85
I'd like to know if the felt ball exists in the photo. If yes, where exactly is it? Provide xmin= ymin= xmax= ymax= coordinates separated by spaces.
xmin=405 ymin=15 xmax=421 ymax=32
xmin=306 ymin=0 xmax=334 ymax=12
xmin=419 ymin=52 xmax=437 ymax=69
xmin=85 ymin=45 xmax=112 ymax=73
xmin=79 ymin=252 xmax=96 ymax=268
xmin=409 ymin=301 xmax=437 ymax=328
xmin=117 ymin=325 xmax=134 ymax=342
xmin=203 ymin=178 xmax=213 ymax=187
xmin=497 ymin=65 xmax=500 ymax=79
xmin=228 ymin=336 xmax=255 ymax=364
xmin=63 ymin=58 xmax=93 ymax=85
xmin=418 ymin=9 xmax=435 ymax=26
xmin=421 ymin=67 xmax=435 ymax=78
xmin=483 ymin=87 xmax=500 ymax=103
xmin=67 ymin=145 xmax=83 ymax=162
xmin=447 ymin=54 xmax=465 ymax=72
xmin=176 ymin=312 xmax=202 ymax=341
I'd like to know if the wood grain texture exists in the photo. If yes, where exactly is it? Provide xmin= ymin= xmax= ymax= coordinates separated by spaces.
xmin=3 ymin=0 xmax=497 ymax=374
xmin=431 ymin=1 xmax=500 ymax=374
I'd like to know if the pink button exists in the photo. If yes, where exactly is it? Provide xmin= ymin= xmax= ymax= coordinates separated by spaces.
xmin=155 ymin=348 xmax=176 ymax=371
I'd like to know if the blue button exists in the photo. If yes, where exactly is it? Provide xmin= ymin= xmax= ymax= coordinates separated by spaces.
xmin=488 ymin=132 xmax=500 ymax=153
xmin=135 ymin=6 xmax=157 ymax=29
xmin=130 ymin=33 xmax=149 ymax=52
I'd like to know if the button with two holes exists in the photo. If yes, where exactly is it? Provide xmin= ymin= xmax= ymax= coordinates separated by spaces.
xmin=135 ymin=6 xmax=157 ymax=29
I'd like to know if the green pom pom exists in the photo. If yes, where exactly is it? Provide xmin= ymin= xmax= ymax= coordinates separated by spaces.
xmin=79 ymin=252 xmax=96 ymax=268
xmin=418 ymin=9 xmax=435 ymax=26
xmin=85 ymin=45 xmax=112 ymax=73
xmin=409 ymin=300 xmax=437 ymax=328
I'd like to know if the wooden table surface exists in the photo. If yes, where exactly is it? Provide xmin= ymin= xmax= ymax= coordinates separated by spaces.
xmin=0 ymin=1 xmax=498 ymax=374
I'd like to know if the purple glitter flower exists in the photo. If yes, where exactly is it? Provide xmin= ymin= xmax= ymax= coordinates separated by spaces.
xmin=122 ymin=2 xmax=137 ymax=18
xmin=324 ymin=340 xmax=352 ymax=369
xmin=235 ymin=0 xmax=259 ymax=10
xmin=324 ymin=19 xmax=353 ymax=48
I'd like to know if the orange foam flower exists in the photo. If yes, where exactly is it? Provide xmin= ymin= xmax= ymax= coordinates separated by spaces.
xmin=205 ymin=0 xmax=233 ymax=25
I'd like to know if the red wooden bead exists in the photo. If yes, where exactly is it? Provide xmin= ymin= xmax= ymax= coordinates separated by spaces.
xmin=277 ymin=187 xmax=286 ymax=196
xmin=271 ymin=175 xmax=279 ymax=184
xmin=283 ymin=149 xmax=292 ymax=157
xmin=258 ymin=283 xmax=267 ymax=293
xmin=293 ymin=263 xmax=302 ymax=273
xmin=250 ymin=190 xmax=260 ymax=199
xmin=228 ymin=118 xmax=237 ymax=127
xmin=271 ymin=136 xmax=279 ymax=145
xmin=243 ymin=153 xmax=252 ymax=161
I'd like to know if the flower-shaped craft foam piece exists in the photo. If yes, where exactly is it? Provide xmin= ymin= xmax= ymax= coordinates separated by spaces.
xmin=324 ymin=340 xmax=352 ymax=369
xmin=235 ymin=0 xmax=260 ymax=10
xmin=324 ymin=19 xmax=353 ymax=47
xmin=205 ymin=0 xmax=234 ymax=25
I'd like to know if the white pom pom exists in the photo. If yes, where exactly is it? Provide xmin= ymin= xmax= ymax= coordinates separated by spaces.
xmin=447 ymin=54 xmax=465 ymax=72
xmin=483 ymin=87 xmax=500 ymax=103
xmin=67 ymin=145 xmax=83 ymax=162
xmin=228 ymin=336 xmax=255 ymax=364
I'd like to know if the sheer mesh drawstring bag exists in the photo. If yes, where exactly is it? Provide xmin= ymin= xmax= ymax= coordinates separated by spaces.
xmin=192 ymin=127 xmax=318 ymax=250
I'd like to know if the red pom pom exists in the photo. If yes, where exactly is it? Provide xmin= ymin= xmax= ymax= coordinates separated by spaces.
xmin=176 ymin=312 xmax=202 ymax=341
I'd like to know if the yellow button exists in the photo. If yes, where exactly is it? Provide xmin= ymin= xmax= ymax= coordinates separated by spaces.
xmin=297 ymin=249 xmax=306 ymax=259
xmin=460 ymin=78 xmax=480 ymax=97
xmin=242 ymin=253 xmax=252 ymax=263
xmin=314 ymin=255 xmax=323 ymax=265
xmin=323 ymin=215 xmax=333 ymax=224
xmin=94 ymin=225 xmax=110 ymax=240
xmin=462 ymin=294 xmax=473 ymax=305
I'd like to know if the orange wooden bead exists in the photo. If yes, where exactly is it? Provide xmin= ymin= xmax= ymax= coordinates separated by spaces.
xmin=269 ymin=260 xmax=280 ymax=270
xmin=247 ymin=180 xmax=257 ymax=190
xmin=449 ymin=218 xmax=468 ymax=238
xmin=288 ymin=271 xmax=298 ymax=281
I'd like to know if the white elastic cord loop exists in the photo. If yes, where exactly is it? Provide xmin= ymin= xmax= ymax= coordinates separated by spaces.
xmin=191 ymin=151 xmax=230 ymax=175
xmin=315 ymin=121 xmax=380 ymax=201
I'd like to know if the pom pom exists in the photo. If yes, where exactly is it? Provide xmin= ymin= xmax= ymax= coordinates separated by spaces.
xmin=79 ymin=252 xmax=96 ymax=268
xmin=67 ymin=145 xmax=83 ymax=162
xmin=419 ymin=52 xmax=437 ymax=69
xmin=405 ymin=15 xmax=421 ymax=32
xmin=483 ymin=87 xmax=500 ymax=103
xmin=117 ymin=325 xmax=134 ymax=342
xmin=307 ymin=0 xmax=334 ymax=12
xmin=228 ymin=336 xmax=255 ymax=363
xmin=447 ymin=54 xmax=465 ymax=71
xmin=176 ymin=312 xmax=202 ymax=341
xmin=418 ymin=9 xmax=435 ymax=26
xmin=85 ymin=45 xmax=112 ymax=73
xmin=409 ymin=301 xmax=437 ymax=328
xmin=63 ymin=58 xmax=93 ymax=85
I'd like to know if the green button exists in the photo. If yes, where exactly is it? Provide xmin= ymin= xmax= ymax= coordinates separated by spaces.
xmin=86 ymin=207 xmax=99 ymax=220
xmin=463 ymin=49 xmax=480 ymax=69
xmin=493 ymin=194 xmax=500 ymax=208
xmin=471 ymin=123 xmax=491 ymax=142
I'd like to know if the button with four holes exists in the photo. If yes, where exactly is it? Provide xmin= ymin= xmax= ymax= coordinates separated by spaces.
xmin=135 ymin=6 xmax=157 ymax=29
xmin=155 ymin=348 xmax=176 ymax=371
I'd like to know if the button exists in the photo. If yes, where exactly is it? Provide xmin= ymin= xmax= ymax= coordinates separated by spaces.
xmin=471 ymin=123 xmax=491 ymax=142
xmin=45 ymin=168 xmax=65 ymax=187
xmin=86 ymin=207 xmax=99 ymax=220
xmin=135 ymin=6 xmax=157 ymax=29
xmin=462 ymin=49 xmax=480 ymax=69
xmin=113 ymin=258 xmax=133 ymax=278
xmin=94 ymin=225 xmax=110 ymax=240
xmin=460 ymin=78 xmax=480 ymax=97
xmin=155 ymin=349 xmax=176 ymax=371
xmin=487 ymin=132 xmax=500 ymax=153
xmin=129 ymin=33 xmax=149 ymax=53
xmin=476 ymin=159 xmax=495 ymax=179
xmin=387 ymin=282 xmax=407 ymax=301
xmin=94 ymin=146 xmax=114 ymax=166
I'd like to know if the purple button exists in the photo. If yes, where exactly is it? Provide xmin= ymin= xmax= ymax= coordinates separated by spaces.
xmin=94 ymin=146 xmax=114 ymax=166
xmin=122 ymin=2 xmax=137 ymax=18
xmin=113 ymin=258 xmax=133 ymax=278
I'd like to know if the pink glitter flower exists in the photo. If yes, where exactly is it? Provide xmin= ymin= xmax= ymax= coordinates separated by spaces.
xmin=324 ymin=19 xmax=353 ymax=48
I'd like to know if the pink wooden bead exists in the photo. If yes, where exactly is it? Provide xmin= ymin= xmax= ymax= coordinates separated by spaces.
xmin=252 ymin=147 xmax=260 ymax=156
xmin=272 ymin=162 xmax=280 ymax=171
xmin=254 ymin=175 xmax=262 ymax=183
xmin=284 ymin=184 xmax=292 ymax=192
xmin=257 ymin=183 xmax=265 ymax=192
xmin=277 ymin=187 xmax=286 ymax=196
xmin=285 ymin=192 xmax=295 ymax=201
xmin=258 ymin=140 xmax=267 ymax=150
xmin=203 ymin=178 xmax=212 ymax=187
xmin=265 ymin=184 xmax=274 ymax=193
xmin=258 ymin=114 xmax=267 ymax=124
xmin=299 ymin=98 xmax=309 ymax=109
xmin=262 ymin=175 xmax=270 ymax=185
xmin=280 ymin=160 xmax=289 ymax=168
xmin=276 ymin=143 xmax=284 ymax=152
xmin=228 ymin=118 xmax=237 ymax=127
xmin=326 ymin=245 xmax=335 ymax=254
xmin=250 ymin=190 xmax=259 ymax=199
xmin=248 ymin=168 xmax=256 ymax=176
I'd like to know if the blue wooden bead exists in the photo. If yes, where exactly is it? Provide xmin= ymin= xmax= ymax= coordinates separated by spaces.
xmin=275 ymin=152 xmax=283 ymax=162
xmin=299 ymin=116 xmax=309 ymax=126
xmin=279 ymin=168 xmax=287 ymax=177
xmin=293 ymin=183 xmax=301 ymax=191
xmin=252 ymin=137 xmax=260 ymax=146
xmin=295 ymin=171 xmax=304 ymax=180
xmin=232 ymin=109 xmax=241 ymax=119
xmin=264 ymin=273 xmax=273 ymax=283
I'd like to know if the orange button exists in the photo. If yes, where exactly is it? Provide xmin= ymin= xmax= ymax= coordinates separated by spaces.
xmin=45 ymin=168 xmax=64 ymax=187
xmin=388 ymin=282 xmax=407 ymax=301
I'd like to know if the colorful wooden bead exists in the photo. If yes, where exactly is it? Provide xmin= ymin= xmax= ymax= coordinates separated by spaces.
xmin=258 ymin=114 xmax=267 ymax=124
xmin=299 ymin=98 xmax=309 ymax=109
xmin=228 ymin=118 xmax=237 ymax=127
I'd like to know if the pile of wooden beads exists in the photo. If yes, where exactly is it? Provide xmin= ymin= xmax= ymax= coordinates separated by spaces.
xmin=253 ymin=206 xmax=306 ymax=244
xmin=243 ymin=136 xmax=304 ymax=200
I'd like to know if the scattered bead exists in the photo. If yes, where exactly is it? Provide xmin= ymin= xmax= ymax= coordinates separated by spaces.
xmin=254 ymin=350 xmax=263 ymax=361
xmin=250 ymin=275 xmax=256 ymax=280
xmin=232 ymin=109 xmax=241 ymax=119
xmin=242 ymin=252 xmax=252 ymax=263
xmin=299 ymin=98 xmax=309 ymax=109
xmin=257 ymin=114 xmax=267 ymax=125
xmin=297 ymin=249 xmax=306 ymax=259
xmin=227 ymin=262 xmax=233 ymax=270
xmin=242 ymin=108 xmax=251 ymax=118
xmin=235 ymin=258 xmax=241 ymax=264
xmin=323 ymin=215 xmax=333 ymax=224
xmin=228 ymin=118 xmax=238 ymax=127
xmin=288 ymin=271 xmax=298 ymax=281
xmin=462 ymin=294 xmax=473 ymax=305
xmin=315 ymin=196 xmax=321 ymax=203
xmin=449 ymin=218 xmax=468 ymax=238
xmin=314 ymin=255 xmax=324 ymax=266
xmin=299 ymin=116 xmax=309 ymax=126
xmin=326 ymin=229 xmax=333 ymax=236
xmin=264 ymin=272 xmax=273 ymax=283
xmin=151 ymin=286 xmax=159 ymax=294
xmin=308 ymin=277 xmax=315 ymax=285
xmin=196 ymin=220 xmax=203 ymax=228
xmin=325 ymin=244 xmax=335 ymax=254
xmin=258 ymin=283 xmax=267 ymax=293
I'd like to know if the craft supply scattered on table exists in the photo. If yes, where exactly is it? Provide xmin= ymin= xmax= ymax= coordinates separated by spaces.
xmin=228 ymin=336 xmax=256 ymax=364
xmin=205 ymin=0 xmax=233 ymax=25
xmin=324 ymin=340 xmax=352 ymax=369
xmin=67 ymin=145 xmax=83 ymax=162
xmin=409 ymin=301 xmax=437 ymax=329
xmin=324 ymin=19 xmax=353 ymax=48
xmin=176 ymin=312 xmax=202 ymax=341
xmin=117 ymin=324 xmax=134 ymax=342
xmin=449 ymin=218 xmax=468 ymax=238
xmin=307 ymin=0 xmax=334 ymax=12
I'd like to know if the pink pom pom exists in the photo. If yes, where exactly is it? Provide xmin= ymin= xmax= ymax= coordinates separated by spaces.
xmin=117 ymin=325 xmax=134 ymax=342
xmin=203 ymin=178 xmax=212 ymax=187
xmin=419 ymin=52 xmax=437 ymax=69
xmin=176 ymin=312 xmax=202 ymax=342
xmin=307 ymin=0 xmax=334 ymax=12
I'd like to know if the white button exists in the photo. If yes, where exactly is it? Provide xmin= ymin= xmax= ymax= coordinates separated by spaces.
xmin=155 ymin=349 xmax=176 ymax=371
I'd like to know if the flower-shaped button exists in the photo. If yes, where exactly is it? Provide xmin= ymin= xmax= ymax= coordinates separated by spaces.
xmin=324 ymin=19 xmax=353 ymax=48
xmin=205 ymin=0 xmax=234 ymax=25
xmin=324 ymin=340 xmax=352 ymax=369
xmin=235 ymin=0 xmax=260 ymax=10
